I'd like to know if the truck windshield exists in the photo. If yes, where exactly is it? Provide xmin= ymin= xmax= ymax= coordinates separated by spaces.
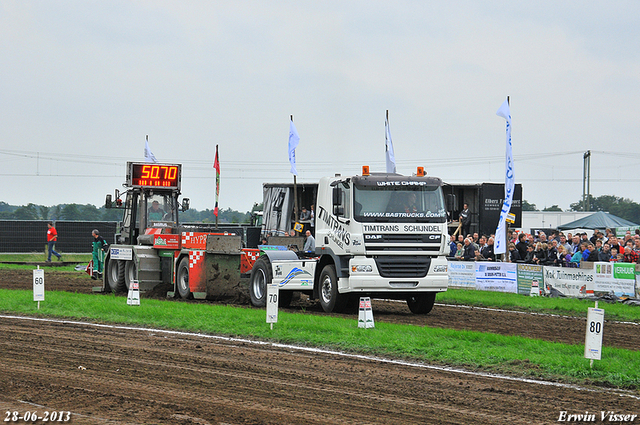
xmin=353 ymin=184 xmax=447 ymax=223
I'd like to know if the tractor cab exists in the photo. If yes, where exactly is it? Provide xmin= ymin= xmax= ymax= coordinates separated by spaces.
xmin=105 ymin=162 xmax=189 ymax=245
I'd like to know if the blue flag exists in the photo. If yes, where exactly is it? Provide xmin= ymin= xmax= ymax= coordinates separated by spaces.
xmin=495 ymin=99 xmax=514 ymax=255
xmin=288 ymin=120 xmax=300 ymax=175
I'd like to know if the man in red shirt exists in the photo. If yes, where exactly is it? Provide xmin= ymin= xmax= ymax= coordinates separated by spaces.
xmin=622 ymin=246 xmax=639 ymax=264
xmin=46 ymin=222 xmax=63 ymax=262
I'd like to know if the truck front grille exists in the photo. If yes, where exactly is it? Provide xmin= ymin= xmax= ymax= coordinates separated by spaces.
xmin=374 ymin=256 xmax=431 ymax=278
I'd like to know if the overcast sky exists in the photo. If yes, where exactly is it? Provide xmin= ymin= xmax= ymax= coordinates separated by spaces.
xmin=1 ymin=1 xmax=639 ymax=214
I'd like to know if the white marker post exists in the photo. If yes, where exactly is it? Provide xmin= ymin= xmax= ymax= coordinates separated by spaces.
xmin=584 ymin=301 xmax=604 ymax=368
xmin=529 ymin=279 xmax=540 ymax=297
xmin=127 ymin=280 xmax=140 ymax=306
xmin=266 ymin=284 xmax=279 ymax=330
xmin=33 ymin=266 xmax=45 ymax=309
xmin=358 ymin=297 xmax=375 ymax=329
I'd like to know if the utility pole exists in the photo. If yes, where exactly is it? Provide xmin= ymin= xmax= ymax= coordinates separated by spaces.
xmin=291 ymin=115 xmax=299 ymax=232
xmin=582 ymin=150 xmax=591 ymax=212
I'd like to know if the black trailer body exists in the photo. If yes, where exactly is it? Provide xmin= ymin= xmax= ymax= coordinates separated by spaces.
xmin=443 ymin=182 xmax=522 ymax=238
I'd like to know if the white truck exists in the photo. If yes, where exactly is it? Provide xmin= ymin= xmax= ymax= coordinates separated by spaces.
xmin=250 ymin=167 xmax=450 ymax=314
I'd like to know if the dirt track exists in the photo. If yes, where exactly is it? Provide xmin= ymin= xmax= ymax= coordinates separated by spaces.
xmin=0 ymin=269 xmax=639 ymax=424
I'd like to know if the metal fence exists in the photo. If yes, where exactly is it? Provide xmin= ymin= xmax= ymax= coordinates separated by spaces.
xmin=0 ymin=221 xmax=118 ymax=253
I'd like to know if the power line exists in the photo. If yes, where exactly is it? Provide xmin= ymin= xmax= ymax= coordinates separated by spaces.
xmin=2 ymin=149 xmax=640 ymax=182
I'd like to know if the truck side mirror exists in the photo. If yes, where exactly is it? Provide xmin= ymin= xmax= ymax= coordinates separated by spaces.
xmin=105 ymin=194 xmax=112 ymax=209
xmin=182 ymin=198 xmax=190 ymax=212
xmin=332 ymin=187 xmax=342 ymax=205
xmin=332 ymin=187 xmax=343 ymax=216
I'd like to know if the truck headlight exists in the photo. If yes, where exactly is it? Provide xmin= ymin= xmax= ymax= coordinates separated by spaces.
xmin=433 ymin=265 xmax=448 ymax=273
xmin=351 ymin=265 xmax=373 ymax=273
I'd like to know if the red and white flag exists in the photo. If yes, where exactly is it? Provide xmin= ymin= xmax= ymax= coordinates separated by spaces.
xmin=213 ymin=145 xmax=220 ymax=217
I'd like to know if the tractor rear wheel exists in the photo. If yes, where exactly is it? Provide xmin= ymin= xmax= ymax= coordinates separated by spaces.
xmin=177 ymin=257 xmax=192 ymax=299
xmin=106 ymin=259 xmax=126 ymax=293
xmin=124 ymin=260 xmax=137 ymax=291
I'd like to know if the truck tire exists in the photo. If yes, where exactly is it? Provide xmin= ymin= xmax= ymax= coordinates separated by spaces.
xmin=124 ymin=260 xmax=137 ymax=291
xmin=177 ymin=257 xmax=192 ymax=299
xmin=249 ymin=256 xmax=271 ymax=307
xmin=106 ymin=259 xmax=126 ymax=293
xmin=318 ymin=264 xmax=348 ymax=313
xmin=406 ymin=293 xmax=436 ymax=314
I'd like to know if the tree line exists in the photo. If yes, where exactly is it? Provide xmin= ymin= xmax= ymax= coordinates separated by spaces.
xmin=0 ymin=201 xmax=261 ymax=224
xmin=5 ymin=196 xmax=639 ymax=225
xmin=521 ymin=195 xmax=640 ymax=224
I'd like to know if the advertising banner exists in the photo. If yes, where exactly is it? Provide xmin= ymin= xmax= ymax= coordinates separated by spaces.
xmin=447 ymin=261 xmax=476 ymax=288
xmin=110 ymin=247 xmax=132 ymax=261
xmin=516 ymin=264 xmax=544 ymax=296
xmin=593 ymin=262 xmax=636 ymax=297
xmin=153 ymin=234 xmax=180 ymax=249
xmin=614 ymin=226 xmax=640 ymax=238
xmin=475 ymin=262 xmax=517 ymax=293
xmin=543 ymin=266 xmax=593 ymax=297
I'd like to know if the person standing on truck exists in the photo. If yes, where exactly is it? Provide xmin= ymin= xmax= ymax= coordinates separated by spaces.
xmin=300 ymin=206 xmax=311 ymax=234
xmin=91 ymin=229 xmax=109 ymax=280
xmin=303 ymin=230 xmax=315 ymax=253
xmin=459 ymin=203 xmax=471 ymax=237
xmin=46 ymin=222 xmax=63 ymax=262
xmin=300 ymin=206 xmax=311 ymax=221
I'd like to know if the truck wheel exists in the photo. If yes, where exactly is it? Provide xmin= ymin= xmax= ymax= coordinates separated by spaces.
xmin=124 ymin=260 xmax=137 ymax=291
xmin=249 ymin=256 xmax=271 ymax=307
xmin=177 ymin=257 xmax=192 ymax=299
xmin=406 ymin=293 xmax=436 ymax=314
xmin=106 ymin=259 xmax=126 ymax=293
xmin=318 ymin=264 xmax=348 ymax=313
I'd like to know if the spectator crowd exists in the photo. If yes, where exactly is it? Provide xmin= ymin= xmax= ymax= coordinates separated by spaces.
xmin=449 ymin=228 xmax=640 ymax=267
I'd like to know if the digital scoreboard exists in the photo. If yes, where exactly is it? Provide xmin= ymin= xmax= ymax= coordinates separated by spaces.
xmin=126 ymin=163 xmax=181 ymax=190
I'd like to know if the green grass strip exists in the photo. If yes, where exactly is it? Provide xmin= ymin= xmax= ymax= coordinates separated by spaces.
xmin=0 ymin=253 xmax=91 ymax=263
xmin=1 ymin=289 xmax=638 ymax=390
xmin=439 ymin=288 xmax=640 ymax=322
xmin=2 ymin=260 xmax=638 ymax=321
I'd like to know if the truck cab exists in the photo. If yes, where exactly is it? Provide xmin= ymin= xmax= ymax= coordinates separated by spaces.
xmin=250 ymin=167 xmax=450 ymax=314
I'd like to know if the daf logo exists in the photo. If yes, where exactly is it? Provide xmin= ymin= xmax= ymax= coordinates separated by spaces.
xmin=365 ymin=234 xmax=383 ymax=240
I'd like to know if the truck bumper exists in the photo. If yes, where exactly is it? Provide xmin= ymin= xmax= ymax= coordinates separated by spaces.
xmin=343 ymin=257 xmax=448 ymax=293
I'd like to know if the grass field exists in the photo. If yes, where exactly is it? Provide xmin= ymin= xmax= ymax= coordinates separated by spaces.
xmin=3 ymin=259 xmax=638 ymax=321
xmin=438 ymin=288 xmax=640 ymax=322
xmin=0 ymin=253 xmax=91 ymax=263
xmin=0 ymin=288 xmax=638 ymax=390
xmin=1 ymin=255 xmax=639 ymax=389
